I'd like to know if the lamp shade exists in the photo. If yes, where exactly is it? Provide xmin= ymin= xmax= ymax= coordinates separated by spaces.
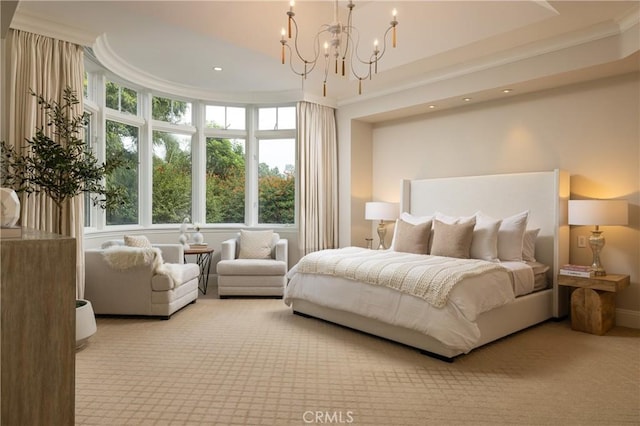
xmin=365 ymin=202 xmax=399 ymax=221
xmin=568 ymin=200 xmax=628 ymax=226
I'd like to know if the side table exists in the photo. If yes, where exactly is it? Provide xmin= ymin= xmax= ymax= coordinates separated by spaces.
xmin=557 ymin=273 xmax=630 ymax=335
xmin=184 ymin=247 xmax=215 ymax=295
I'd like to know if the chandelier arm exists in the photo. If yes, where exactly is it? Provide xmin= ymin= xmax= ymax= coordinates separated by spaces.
xmin=289 ymin=16 xmax=331 ymax=78
xmin=284 ymin=44 xmax=312 ymax=78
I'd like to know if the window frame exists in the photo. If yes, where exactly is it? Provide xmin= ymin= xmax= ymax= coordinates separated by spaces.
xmin=82 ymin=68 xmax=297 ymax=232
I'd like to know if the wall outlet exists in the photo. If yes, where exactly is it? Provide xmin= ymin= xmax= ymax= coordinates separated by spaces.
xmin=577 ymin=235 xmax=587 ymax=248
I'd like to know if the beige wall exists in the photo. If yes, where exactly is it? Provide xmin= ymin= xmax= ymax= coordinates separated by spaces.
xmin=367 ymin=72 xmax=639 ymax=317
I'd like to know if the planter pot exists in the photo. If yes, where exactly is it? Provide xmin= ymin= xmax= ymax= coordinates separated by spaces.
xmin=76 ymin=299 xmax=97 ymax=349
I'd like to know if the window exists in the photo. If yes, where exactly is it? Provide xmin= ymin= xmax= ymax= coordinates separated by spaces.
xmin=105 ymin=120 xmax=139 ymax=225
xmin=205 ymin=137 xmax=246 ymax=223
xmin=258 ymin=106 xmax=296 ymax=130
xmin=83 ymin=117 xmax=93 ymax=227
xmin=105 ymin=80 xmax=137 ymax=115
xmin=206 ymin=105 xmax=245 ymax=130
xmin=152 ymin=131 xmax=192 ymax=224
xmin=82 ymin=66 xmax=297 ymax=230
xmin=258 ymin=138 xmax=295 ymax=224
xmin=153 ymin=96 xmax=191 ymax=125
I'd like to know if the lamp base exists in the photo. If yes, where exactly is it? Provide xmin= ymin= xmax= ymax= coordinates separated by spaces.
xmin=589 ymin=229 xmax=606 ymax=276
xmin=376 ymin=221 xmax=388 ymax=250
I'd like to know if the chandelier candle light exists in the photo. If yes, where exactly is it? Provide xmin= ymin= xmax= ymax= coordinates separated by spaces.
xmin=281 ymin=0 xmax=398 ymax=96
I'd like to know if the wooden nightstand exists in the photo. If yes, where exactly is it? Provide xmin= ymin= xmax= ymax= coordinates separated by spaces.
xmin=558 ymin=274 xmax=630 ymax=335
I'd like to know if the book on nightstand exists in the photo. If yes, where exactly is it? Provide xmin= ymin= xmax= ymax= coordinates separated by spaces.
xmin=189 ymin=243 xmax=208 ymax=248
xmin=559 ymin=264 xmax=593 ymax=278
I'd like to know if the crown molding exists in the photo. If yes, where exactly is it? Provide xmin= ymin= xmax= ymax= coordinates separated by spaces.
xmin=94 ymin=34 xmax=306 ymax=105
xmin=10 ymin=9 xmax=97 ymax=46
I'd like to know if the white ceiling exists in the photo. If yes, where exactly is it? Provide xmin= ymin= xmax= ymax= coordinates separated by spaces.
xmin=9 ymin=1 xmax=640 ymax=110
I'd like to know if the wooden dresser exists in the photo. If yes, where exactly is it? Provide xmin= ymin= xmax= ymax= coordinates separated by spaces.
xmin=1 ymin=228 xmax=76 ymax=425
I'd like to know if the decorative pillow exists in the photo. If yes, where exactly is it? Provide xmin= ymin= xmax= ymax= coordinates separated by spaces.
xmin=430 ymin=219 xmax=476 ymax=259
xmin=124 ymin=235 xmax=152 ymax=248
xmin=239 ymin=229 xmax=274 ymax=259
xmin=470 ymin=215 xmax=501 ymax=262
xmin=392 ymin=218 xmax=432 ymax=254
xmin=478 ymin=211 xmax=529 ymax=261
xmin=434 ymin=212 xmax=475 ymax=225
xmin=391 ymin=212 xmax=433 ymax=250
xmin=522 ymin=228 xmax=540 ymax=262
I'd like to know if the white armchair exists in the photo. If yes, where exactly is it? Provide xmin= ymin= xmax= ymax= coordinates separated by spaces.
xmin=84 ymin=240 xmax=200 ymax=319
xmin=217 ymin=231 xmax=288 ymax=297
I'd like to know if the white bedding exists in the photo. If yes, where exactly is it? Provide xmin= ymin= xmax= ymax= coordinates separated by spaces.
xmin=285 ymin=253 xmax=537 ymax=353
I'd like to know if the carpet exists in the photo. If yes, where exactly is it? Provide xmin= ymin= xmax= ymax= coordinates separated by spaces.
xmin=76 ymin=294 xmax=640 ymax=425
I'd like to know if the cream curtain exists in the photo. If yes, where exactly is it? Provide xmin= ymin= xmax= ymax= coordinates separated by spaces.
xmin=296 ymin=101 xmax=338 ymax=255
xmin=7 ymin=29 xmax=86 ymax=298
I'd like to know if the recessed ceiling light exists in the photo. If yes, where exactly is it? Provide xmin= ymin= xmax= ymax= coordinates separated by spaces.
xmin=502 ymin=89 xmax=513 ymax=93
xmin=463 ymin=97 xmax=472 ymax=102
xmin=429 ymin=105 xmax=436 ymax=109
xmin=212 ymin=66 xmax=223 ymax=72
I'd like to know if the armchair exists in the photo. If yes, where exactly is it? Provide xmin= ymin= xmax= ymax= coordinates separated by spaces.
xmin=84 ymin=240 xmax=200 ymax=319
xmin=217 ymin=231 xmax=288 ymax=297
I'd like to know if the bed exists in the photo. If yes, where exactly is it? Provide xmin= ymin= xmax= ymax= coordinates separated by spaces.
xmin=284 ymin=170 xmax=570 ymax=361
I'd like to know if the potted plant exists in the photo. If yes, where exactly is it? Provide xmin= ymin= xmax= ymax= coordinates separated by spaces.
xmin=1 ymin=87 xmax=129 ymax=348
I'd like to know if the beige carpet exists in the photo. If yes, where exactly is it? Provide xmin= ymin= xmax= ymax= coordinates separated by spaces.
xmin=76 ymin=292 xmax=640 ymax=425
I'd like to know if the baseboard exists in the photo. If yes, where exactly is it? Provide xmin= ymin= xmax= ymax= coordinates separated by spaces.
xmin=616 ymin=308 xmax=640 ymax=329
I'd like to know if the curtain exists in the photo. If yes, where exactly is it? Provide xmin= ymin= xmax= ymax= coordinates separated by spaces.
xmin=296 ymin=101 xmax=338 ymax=255
xmin=7 ymin=29 xmax=86 ymax=298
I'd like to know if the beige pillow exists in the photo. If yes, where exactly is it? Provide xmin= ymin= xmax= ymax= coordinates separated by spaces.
xmin=124 ymin=235 xmax=152 ymax=248
xmin=239 ymin=230 xmax=274 ymax=259
xmin=430 ymin=219 xmax=476 ymax=259
xmin=393 ymin=218 xmax=432 ymax=254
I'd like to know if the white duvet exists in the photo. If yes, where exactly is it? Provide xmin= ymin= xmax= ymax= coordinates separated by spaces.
xmin=285 ymin=251 xmax=533 ymax=352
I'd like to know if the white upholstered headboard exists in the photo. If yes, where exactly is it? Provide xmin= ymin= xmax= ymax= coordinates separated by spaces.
xmin=400 ymin=169 xmax=570 ymax=317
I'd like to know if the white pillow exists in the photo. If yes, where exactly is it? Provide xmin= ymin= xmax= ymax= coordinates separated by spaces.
xmin=478 ymin=211 xmax=529 ymax=261
xmin=391 ymin=212 xmax=433 ymax=250
xmin=470 ymin=215 xmax=501 ymax=262
xmin=239 ymin=229 xmax=274 ymax=259
xmin=124 ymin=235 xmax=152 ymax=248
xmin=522 ymin=228 xmax=540 ymax=262
xmin=434 ymin=212 xmax=475 ymax=224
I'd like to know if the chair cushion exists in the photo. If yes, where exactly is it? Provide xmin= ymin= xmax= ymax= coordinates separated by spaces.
xmin=151 ymin=263 xmax=200 ymax=291
xmin=217 ymin=259 xmax=287 ymax=276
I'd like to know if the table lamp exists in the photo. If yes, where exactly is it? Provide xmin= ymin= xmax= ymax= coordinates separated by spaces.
xmin=365 ymin=202 xmax=399 ymax=250
xmin=568 ymin=199 xmax=628 ymax=276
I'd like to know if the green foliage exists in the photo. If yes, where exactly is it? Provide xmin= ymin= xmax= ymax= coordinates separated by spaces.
xmin=152 ymin=96 xmax=188 ymax=124
xmin=1 ymin=87 xmax=130 ymax=233
xmin=105 ymin=120 xmax=138 ymax=225
xmin=259 ymin=174 xmax=295 ymax=224
xmin=152 ymin=131 xmax=192 ymax=224
xmin=206 ymin=138 xmax=245 ymax=223
xmin=105 ymin=81 xmax=137 ymax=115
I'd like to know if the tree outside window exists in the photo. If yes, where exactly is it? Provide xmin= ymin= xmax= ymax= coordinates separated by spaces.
xmin=105 ymin=120 xmax=138 ymax=225
xmin=152 ymin=131 xmax=192 ymax=224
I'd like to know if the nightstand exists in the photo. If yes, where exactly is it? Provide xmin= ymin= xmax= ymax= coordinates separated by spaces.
xmin=558 ymin=274 xmax=630 ymax=335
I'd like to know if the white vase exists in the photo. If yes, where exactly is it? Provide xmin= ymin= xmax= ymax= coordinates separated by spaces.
xmin=192 ymin=232 xmax=204 ymax=244
xmin=76 ymin=299 xmax=97 ymax=350
xmin=0 ymin=188 xmax=20 ymax=227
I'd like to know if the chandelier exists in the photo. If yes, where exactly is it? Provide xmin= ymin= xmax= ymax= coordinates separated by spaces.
xmin=280 ymin=0 xmax=398 ymax=96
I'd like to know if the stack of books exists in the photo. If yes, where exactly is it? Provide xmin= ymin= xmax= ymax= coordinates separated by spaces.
xmin=559 ymin=264 xmax=593 ymax=278
xmin=189 ymin=243 xmax=208 ymax=248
